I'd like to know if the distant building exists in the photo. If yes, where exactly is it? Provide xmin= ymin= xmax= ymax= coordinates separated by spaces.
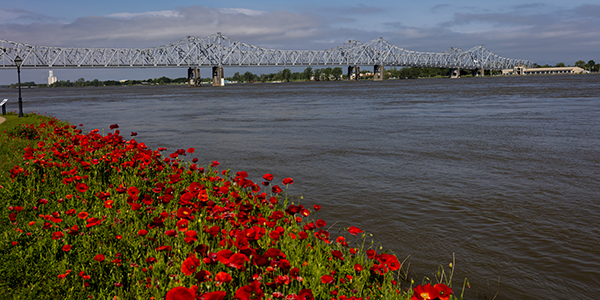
xmin=48 ymin=70 xmax=57 ymax=85
xmin=502 ymin=65 xmax=586 ymax=75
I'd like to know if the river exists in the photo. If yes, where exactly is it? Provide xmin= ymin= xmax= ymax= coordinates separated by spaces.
xmin=3 ymin=74 xmax=600 ymax=299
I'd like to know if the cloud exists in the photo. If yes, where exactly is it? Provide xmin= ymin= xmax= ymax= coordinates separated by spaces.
xmin=431 ymin=4 xmax=451 ymax=13
xmin=108 ymin=10 xmax=181 ymax=19
xmin=0 ymin=3 xmax=597 ymax=67
xmin=0 ymin=8 xmax=61 ymax=24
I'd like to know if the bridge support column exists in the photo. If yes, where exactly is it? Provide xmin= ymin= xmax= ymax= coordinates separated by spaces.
xmin=188 ymin=67 xmax=201 ymax=87
xmin=450 ymin=68 xmax=460 ymax=78
xmin=212 ymin=66 xmax=224 ymax=87
xmin=347 ymin=66 xmax=360 ymax=81
xmin=476 ymin=68 xmax=484 ymax=77
xmin=373 ymin=65 xmax=385 ymax=81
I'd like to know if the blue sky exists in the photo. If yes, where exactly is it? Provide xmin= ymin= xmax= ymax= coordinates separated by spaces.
xmin=1 ymin=0 xmax=599 ymax=84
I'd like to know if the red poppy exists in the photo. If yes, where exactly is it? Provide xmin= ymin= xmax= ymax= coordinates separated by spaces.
xmin=181 ymin=255 xmax=201 ymax=276
xmin=228 ymin=253 xmax=250 ymax=269
xmin=166 ymin=286 xmax=196 ymax=300
xmin=128 ymin=186 xmax=139 ymax=197
xmin=271 ymin=185 xmax=282 ymax=194
xmin=138 ymin=229 xmax=148 ymax=236
xmin=282 ymin=177 xmax=294 ymax=185
xmin=298 ymin=289 xmax=314 ymax=300
xmin=85 ymin=217 xmax=102 ymax=228
xmin=354 ymin=263 xmax=363 ymax=272
xmin=131 ymin=132 xmax=137 ymax=136
xmin=109 ymin=124 xmax=119 ymax=130
xmin=331 ymin=250 xmax=344 ymax=260
xmin=195 ymin=270 xmax=212 ymax=283
xmin=320 ymin=275 xmax=335 ymax=284
xmin=366 ymin=249 xmax=377 ymax=259
xmin=263 ymin=173 xmax=274 ymax=181
xmin=234 ymin=280 xmax=263 ymax=300
xmin=75 ymin=183 xmax=89 ymax=193
xmin=411 ymin=283 xmax=439 ymax=300
xmin=313 ymin=205 xmax=321 ymax=211
xmin=199 ymin=291 xmax=227 ymax=300
xmin=187 ymin=148 xmax=195 ymax=153
xmin=94 ymin=254 xmax=105 ymax=262
xmin=62 ymin=244 xmax=71 ymax=252
xmin=52 ymin=231 xmax=64 ymax=240
xmin=348 ymin=226 xmax=363 ymax=236
xmin=211 ymin=161 xmax=220 ymax=167
xmin=315 ymin=219 xmax=326 ymax=228
xmin=433 ymin=283 xmax=453 ymax=300
xmin=215 ymin=271 xmax=232 ymax=285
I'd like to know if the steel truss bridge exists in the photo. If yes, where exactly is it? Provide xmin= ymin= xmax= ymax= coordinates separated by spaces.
xmin=0 ymin=32 xmax=532 ymax=70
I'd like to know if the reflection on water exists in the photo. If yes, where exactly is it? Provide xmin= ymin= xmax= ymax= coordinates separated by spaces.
xmin=4 ymin=74 xmax=600 ymax=299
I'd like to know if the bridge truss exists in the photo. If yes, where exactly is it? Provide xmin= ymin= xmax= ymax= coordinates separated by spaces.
xmin=0 ymin=33 xmax=533 ymax=70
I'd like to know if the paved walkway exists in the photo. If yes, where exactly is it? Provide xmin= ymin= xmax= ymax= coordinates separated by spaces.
xmin=0 ymin=116 xmax=5 ymax=124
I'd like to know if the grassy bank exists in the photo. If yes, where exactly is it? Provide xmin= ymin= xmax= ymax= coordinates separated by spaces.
xmin=1 ymin=113 xmax=459 ymax=300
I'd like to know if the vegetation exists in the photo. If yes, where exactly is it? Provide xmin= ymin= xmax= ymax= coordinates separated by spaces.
xmin=1 ymin=113 xmax=462 ymax=299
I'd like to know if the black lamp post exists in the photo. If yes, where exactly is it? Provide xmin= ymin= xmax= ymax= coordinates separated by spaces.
xmin=14 ymin=55 xmax=23 ymax=117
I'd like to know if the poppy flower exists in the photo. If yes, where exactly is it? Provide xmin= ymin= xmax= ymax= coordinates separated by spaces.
xmin=94 ymin=254 xmax=105 ymax=262
xmin=271 ymin=185 xmax=282 ymax=194
xmin=411 ymin=283 xmax=439 ymax=300
xmin=315 ymin=219 xmax=326 ymax=228
xmin=228 ymin=253 xmax=249 ymax=269
xmin=298 ymin=289 xmax=314 ymax=300
xmin=62 ymin=244 xmax=71 ymax=252
xmin=234 ymin=280 xmax=263 ymax=300
xmin=320 ymin=275 xmax=335 ymax=284
xmin=187 ymin=148 xmax=195 ymax=153
xmin=354 ymin=263 xmax=363 ymax=272
xmin=195 ymin=270 xmax=212 ymax=283
xmin=348 ymin=226 xmax=363 ymax=236
xmin=433 ymin=283 xmax=453 ymax=300
xmin=211 ymin=161 xmax=220 ymax=167
xmin=313 ymin=205 xmax=321 ymax=211
xmin=181 ymin=255 xmax=201 ymax=276
xmin=52 ymin=231 xmax=64 ymax=240
xmin=199 ymin=291 xmax=226 ymax=300
xmin=263 ymin=173 xmax=274 ymax=181
xmin=110 ymin=124 xmax=119 ymax=130
xmin=75 ymin=183 xmax=89 ymax=193
xmin=127 ymin=186 xmax=139 ymax=197
xmin=131 ymin=132 xmax=137 ymax=136
xmin=78 ymin=211 xmax=88 ymax=219
xmin=215 ymin=271 xmax=232 ymax=285
xmin=85 ymin=217 xmax=102 ymax=228
xmin=282 ymin=178 xmax=294 ymax=185
xmin=166 ymin=286 xmax=196 ymax=300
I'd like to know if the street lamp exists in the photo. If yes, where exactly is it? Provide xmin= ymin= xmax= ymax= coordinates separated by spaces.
xmin=14 ymin=55 xmax=23 ymax=117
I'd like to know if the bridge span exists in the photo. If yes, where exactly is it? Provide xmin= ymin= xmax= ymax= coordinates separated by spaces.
xmin=1 ymin=32 xmax=533 ymax=86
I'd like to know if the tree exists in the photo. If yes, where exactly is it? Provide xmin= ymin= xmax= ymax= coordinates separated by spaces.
xmin=588 ymin=60 xmax=596 ymax=72
xmin=555 ymin=62 xmax=566 ymax=67
xmin=281 ymin=68 xmax=291 ymax=82
xmin=332 ymin=67 xmax=343 ymax=80
xmin=313 ymin=69 xmax=322 ymax=81
xmin=232 ymin=72 xmax=241 ymax=83
xmin=242 ymin=71 xmax=255 ymax=83
xmin=574 ymin=60 xmax=587 ymax=68
xmin=303 ymin=67 xmax=313 ymax=81
xmin=322 ymin=67 xmax=332 ymax=81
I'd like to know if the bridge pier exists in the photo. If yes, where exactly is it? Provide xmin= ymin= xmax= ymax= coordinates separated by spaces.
xmin=212 ymin=66 xmax=224 ymax=87
xmin=450 ymin=68 xmax=460 ymax=78
xmin=373 ymin=65 xmax=385 ymax=81
xmin=476 ymin=68 xmax=485 ymax=77
xmin=347 ymin=66 xmax=360 ymax=81
xmin=187 ymin=67 xmax=201 ymax=87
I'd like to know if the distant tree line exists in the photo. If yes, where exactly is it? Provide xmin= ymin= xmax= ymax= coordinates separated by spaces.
xmin=533 ymin=60 xmax=598 ymax=72
xmin=9 ymin=60 xmax=597 ymax=88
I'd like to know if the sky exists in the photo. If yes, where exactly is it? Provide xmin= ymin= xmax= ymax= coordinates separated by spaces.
xmin=0 ymin=0 xmax=599 ymax=84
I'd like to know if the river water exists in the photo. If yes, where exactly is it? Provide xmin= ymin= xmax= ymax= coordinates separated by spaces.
xmin=3 ymin=75 xmax=600 ymax=299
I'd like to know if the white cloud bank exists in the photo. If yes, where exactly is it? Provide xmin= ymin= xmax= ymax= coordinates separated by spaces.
xmin=0 ymin=4 xmax=598 ymax=64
